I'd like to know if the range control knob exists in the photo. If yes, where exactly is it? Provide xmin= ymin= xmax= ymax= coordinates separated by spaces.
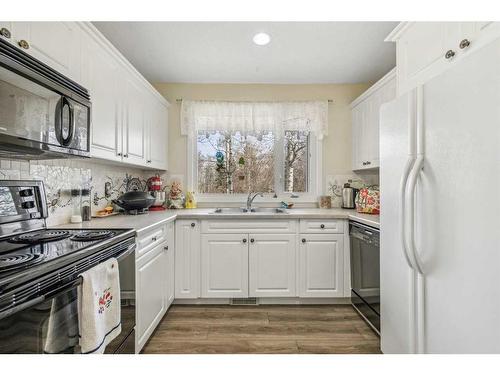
xmin=19 ymin=189 xmax=33 ymax=197
xmin=21 ymin=201 xmax=35 ymax=209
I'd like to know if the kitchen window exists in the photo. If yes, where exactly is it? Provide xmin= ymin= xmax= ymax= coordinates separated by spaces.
xmin=183 ymin=100 xmax=327 ymax=201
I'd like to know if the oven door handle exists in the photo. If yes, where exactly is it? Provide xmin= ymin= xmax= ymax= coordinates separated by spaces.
xmin=117 ymin=243 xmax=136 ymax=262
xmin=0 ymin=277 xmax=82 ymax=321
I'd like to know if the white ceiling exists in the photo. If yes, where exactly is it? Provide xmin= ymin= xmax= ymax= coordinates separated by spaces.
xmin=93 ymin=22 xmax=398 ymax=84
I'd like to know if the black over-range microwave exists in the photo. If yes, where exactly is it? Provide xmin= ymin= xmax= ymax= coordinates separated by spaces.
xmin=0 ymin=37 xmax=91 ymax=159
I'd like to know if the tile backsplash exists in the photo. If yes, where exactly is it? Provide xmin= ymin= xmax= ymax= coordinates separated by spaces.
xmin=0 ymin=158 xmax=162 ymax=226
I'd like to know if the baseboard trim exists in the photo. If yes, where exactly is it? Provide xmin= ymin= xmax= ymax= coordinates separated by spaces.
xmin=173 ymin=297 xmax=351 ymax=305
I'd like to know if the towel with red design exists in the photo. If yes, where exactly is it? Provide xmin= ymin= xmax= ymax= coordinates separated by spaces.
xmin=78 ymin=258 xmax=121 ymax=354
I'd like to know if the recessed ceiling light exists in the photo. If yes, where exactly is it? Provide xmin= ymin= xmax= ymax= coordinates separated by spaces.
xmin=253 ymin=32 xmax=271 ymax=46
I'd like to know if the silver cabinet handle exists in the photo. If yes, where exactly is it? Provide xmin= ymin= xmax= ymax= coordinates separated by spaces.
xmin=459 ymin=39 xmax=470 ymax=49
xmin=0 ymin=28 xmax=11 ymax=39
xmin=445 ymin=50 xmax=455 ymax=59
xmin=18 ymin=39 xmax=30 ymax=49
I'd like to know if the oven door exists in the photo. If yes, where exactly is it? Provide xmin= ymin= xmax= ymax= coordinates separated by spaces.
xmin=0 ymin=246 xmax=136 ymax=354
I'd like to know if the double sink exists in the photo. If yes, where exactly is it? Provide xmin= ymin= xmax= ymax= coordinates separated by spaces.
xmin=210 ymin=207 xmax=288 ymax=215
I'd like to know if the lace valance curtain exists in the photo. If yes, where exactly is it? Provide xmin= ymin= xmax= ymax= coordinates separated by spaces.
xmin=180 ymin=100 xmax=329 ymax=139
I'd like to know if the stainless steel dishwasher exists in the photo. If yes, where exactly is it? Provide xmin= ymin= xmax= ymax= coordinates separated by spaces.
xmin=349 ymin=221 xmax=380 ymax=334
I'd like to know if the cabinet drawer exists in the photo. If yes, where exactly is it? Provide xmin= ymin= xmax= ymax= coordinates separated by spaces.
xmin=136 ymin=224 xmax=167 ymax=259
xmin=299 ymin=219 xmax=344 ymax=234
xmin=201 ymin=220 xmax=296 ymax=234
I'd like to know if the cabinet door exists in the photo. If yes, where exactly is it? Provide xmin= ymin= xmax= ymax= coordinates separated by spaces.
xmin=201 ymin=234 xmax=249 ymax=298
xmin=165 ymin=221 xmax=175 ymax=308
xmin=299 ymin=234 xmax=344 ymax=298
xmin=175 ymin=220 xmax=200 ymax=299
xmin=396 ymin=22 xmax=459 ymax=95
xmin=12 ymin=22 xmax=81 ymax=82
xmin=123 ymin=76 xmax=146 ymax=166
xmin=249 ymin=234 xmax=296 ymax=297
xmin=148 ymin=101 xmax=168 ymax=170
xmin=136 ymin=244 xmax=167 ymax=351
xmin=351 ymin=104 xmax=363 ymax=170
xmin=81 ymin=33 xmax=123 ymax=162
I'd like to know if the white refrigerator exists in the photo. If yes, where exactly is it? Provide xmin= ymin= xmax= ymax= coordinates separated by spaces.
xmin=380 ymin=37 xmax=500 ymax=353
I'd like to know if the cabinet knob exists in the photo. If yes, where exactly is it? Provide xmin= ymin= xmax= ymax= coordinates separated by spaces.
xmin=191 ymin=222 xmax=196 ymax=227
xmin=444 ymin=49 xmax=456 ymax=60
xmin=164 ymin=246 xmax=169 ymax=251
xmin=366 ymin=161 xmax=371 ymax=165
xmin=152 ymin=236 xmax=157 ymax=241
xmin=123 ymin=154 xmax=129 ymax=158
xmin=18 ymin=39 xmax=30 ymax=49
xmin=250 ymin=238 xmax=255 ymax=243
xmin=242 ymin=238 xmax=247 ymax=243
xmin=147 ymin=160 xmax=151 ymax=163
xmin=320 ymin=224 xmax=325 ymax=229
xmin=117 ymin=152 xmax=122 ymax=156
xmin=301 ymin=238 xmax=306 ymax=243
xmin=0 ymin=28 xmax=11 ymax=39
xmin=459 ymin=39 xmax=471 ymax=49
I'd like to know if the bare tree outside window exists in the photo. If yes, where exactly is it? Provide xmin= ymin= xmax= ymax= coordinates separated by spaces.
xmin=197 ymin=131 xmax=275 ymax=194
xmin=197 ymin=130 xmax=309 ymax=195
xmin=284 ymin=131 xmax=309 ymax=193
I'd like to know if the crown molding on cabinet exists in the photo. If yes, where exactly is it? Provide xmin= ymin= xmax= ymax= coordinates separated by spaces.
xmin=76 ymin=22 xmax=170 ymax=108
xmin=350 ymin=67 xmax=396 ymax=109
xmin=384 ymin=22 xmax=414 ymax=42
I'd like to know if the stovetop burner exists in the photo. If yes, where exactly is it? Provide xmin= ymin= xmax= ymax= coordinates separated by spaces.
xmin=70 ymin=230 xmax=114 ymax=242
xmin=9 ymin=230 xmax=71 ymax=244
xmin=0 ymin=253 xmax=46 ymax=272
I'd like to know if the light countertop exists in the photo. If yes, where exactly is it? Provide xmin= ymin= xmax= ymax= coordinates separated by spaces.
xmin=53 ymin=208 xmax=379 ymax=233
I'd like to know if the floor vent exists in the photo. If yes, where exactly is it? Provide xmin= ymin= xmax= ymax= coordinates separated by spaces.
xmin=230 ymin=297 xmax=258 ymax=305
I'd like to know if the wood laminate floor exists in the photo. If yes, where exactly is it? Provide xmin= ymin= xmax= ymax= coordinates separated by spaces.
xmin=142 ymin=304 xmax=381 ymax=354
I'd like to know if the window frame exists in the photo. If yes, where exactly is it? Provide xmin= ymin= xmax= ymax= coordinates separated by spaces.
xmin=187 ymin=130 xmax=322 ymax=204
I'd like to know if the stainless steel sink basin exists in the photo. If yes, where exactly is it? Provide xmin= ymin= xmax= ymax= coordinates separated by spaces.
xmin=210 ymin=207 xmax=288 ymax=214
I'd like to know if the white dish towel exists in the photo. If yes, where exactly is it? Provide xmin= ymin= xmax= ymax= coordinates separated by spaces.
xmin=78 ymin=258 xmax=121 ymax=354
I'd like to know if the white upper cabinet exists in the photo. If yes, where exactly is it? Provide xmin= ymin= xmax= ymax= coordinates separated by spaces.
xmin=0 ymin=22 xmax=82 ymax=82
xmin=351 ymin=68 xmax=396 ymax=170
xmin=123 ymin=76 xmax=147 ymax=166
xmin=387 ymin=22 xmax=500 ymax=95
xmin=148 ymin=100 xmax=169 ymax=170
xmin=81 ymin=32 xmax=123 ymax=162
xmin=0 ymin=21 xmax=170 ymax=170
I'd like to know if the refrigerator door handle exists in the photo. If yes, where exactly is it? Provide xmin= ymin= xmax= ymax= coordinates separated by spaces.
xmin=405 ymin=154 xmax=425 ymax=275
xmin=400 ymin=156 xmax=416 ymax=270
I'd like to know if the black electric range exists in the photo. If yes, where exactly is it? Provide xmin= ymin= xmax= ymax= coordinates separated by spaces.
xmin=0 ymin=180 xmax=136 ymax=354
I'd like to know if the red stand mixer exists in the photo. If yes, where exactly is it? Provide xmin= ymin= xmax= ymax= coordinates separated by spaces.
xmin=147 ymin=174 xmax=166 ymax=211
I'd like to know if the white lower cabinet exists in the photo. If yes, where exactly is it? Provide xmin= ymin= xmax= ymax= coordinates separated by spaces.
xmin=136 ymin=242 xmax=167 ymax=351
xmin=249 ymin=234 xmax=296 ymax=297
xmin=165 ymin=221 xmax=175 ymax=308
xmin=174 ymin=219 xmax=350 ymax=301
xmin=299 ymin=234 xmax=344 ymax=298
xmin=201 ymin=234 xmax=249 ymax=298
xmin=175 ymin=220 xmax=200 ymax=299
